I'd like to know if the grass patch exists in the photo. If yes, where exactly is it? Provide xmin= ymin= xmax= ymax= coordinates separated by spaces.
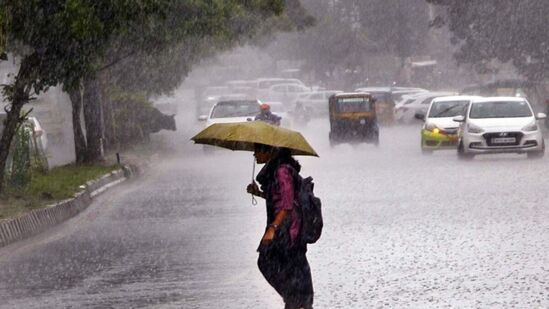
xmin=0 ymin=164 xmax=119 ymax=220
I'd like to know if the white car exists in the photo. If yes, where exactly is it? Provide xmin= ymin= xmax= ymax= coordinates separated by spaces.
xmin=201 ymin=99 xmax=261 ymax=153
xmin=204 ymin=99 xmax=261 ymax=127
xmin=395 ymin=91 xmax=458 ymax=124
xmin=295 ymin=90 xmax=342 ymax=117
xmin=454 ymin=97 xmax=546 ymax=159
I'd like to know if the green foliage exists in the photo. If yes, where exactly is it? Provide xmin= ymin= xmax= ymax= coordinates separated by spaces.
xmin=427 ymin=0 xmax=549 ymax=81
xmin=8 ymin=122 xmax=32 ymax=188
xmin=104 ymin=0 xmax=306 ymax=97
xmin=2 ymin=0 xmax=167 ymax=92
xmin=0 ymin=164 xmax=117 ymax=219
xmin=0 ymin=0 xmax=308 ymax=189
xmin=109 ymin=89 xmax=154 ymax=144
xmin=4 ymin=120 xmax=48 ymax=188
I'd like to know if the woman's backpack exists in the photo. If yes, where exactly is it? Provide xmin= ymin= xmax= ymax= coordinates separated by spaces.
xmin=295 ymin=175 xmax=323 ymax=244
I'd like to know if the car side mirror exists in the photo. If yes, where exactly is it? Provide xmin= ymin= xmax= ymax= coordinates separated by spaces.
xmin=414 ymin=113 xmax=425 ymax=121
xmin=536 ymin=112 xmax=547 ymax=120
xmin=453 ymin=115 xmax=465 ymax=123
xmin=198 ymin=115 xmax=208 ymax=121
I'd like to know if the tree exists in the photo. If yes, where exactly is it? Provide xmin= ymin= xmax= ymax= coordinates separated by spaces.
xmin=427 ymin=0 xmax=549 ymax=81
xmin=0 ymin=0 xmax=170 ymax=191
xmin=0 ymin=0 xmax=304 ymax=191
xmin=94 ymin=0 xmax=312 ymax=150
xmin=266 ymin=0 xmax=430 ymax=88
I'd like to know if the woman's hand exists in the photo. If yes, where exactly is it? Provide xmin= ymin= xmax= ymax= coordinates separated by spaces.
xmin=261 ymin=226 xmax=275 ymax=245
xmin=246 ymin=182 xmax=263 ymax=198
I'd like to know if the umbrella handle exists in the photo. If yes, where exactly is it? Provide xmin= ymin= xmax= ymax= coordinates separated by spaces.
xmin=251 ymin=157 xmax=257 ymax=206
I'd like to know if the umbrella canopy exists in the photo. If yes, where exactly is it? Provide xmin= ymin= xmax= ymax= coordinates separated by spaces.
xmin=191 ymin=121 xmax=318 ymax=157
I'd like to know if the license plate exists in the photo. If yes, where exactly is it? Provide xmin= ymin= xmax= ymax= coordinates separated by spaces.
xmin=492 ymin=137 xmax=516 ymax=144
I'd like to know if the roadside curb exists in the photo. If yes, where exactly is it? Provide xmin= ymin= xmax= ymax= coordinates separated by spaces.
xmin=0 ymin=163 xmax=144 ymax=248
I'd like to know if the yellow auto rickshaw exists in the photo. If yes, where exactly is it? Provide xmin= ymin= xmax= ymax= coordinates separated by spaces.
xmin=328 ymin=93 xmax=379 ymax=146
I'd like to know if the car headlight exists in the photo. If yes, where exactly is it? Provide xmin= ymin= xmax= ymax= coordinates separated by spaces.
xmin=467 ymin=123 xmax=484 ymax=134
xmin=522 ymin=122 xmax=538 ymax=132
xmin=424 ymin=123 xmax=438 ymax=132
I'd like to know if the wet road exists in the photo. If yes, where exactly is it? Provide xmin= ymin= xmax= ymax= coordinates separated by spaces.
xmin=0 ymin=119 xmax=548 ymax=308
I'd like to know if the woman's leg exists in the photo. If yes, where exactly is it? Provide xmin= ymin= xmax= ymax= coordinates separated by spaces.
xmin=258 ymin=251 xmax=288 ymax=299
xmin=283 ymin=249 xmax=314 ymax=309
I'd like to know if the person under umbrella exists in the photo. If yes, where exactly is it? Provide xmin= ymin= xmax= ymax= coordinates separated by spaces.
xmin=247 ymin=144 xmax=314 ymax=309
xmin=192 ymin=122 xmax=318 ymax=308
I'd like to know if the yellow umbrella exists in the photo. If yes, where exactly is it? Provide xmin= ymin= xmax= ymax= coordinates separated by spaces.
xmin=191 ymin=121 xmax=318 ymax=157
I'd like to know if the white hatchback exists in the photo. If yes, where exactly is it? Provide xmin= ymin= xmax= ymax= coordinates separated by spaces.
xmin=204 ymin=99 xmax=261 ymax=127
xmin=454 ymin=97 xmax=546 ymax=159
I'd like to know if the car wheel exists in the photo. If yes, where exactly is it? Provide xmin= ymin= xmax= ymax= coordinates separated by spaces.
xmin=457 ymin=141 xmax=474 ymax=160
xmin=372 ymin=132 xmax=380 ymax=147
xmin=421 ymin=148 xmax=433 ymax=155
xmin=420 ymin=139 xmax=432 ymax=155
xmin=527 ymin=140 xmax=545 ymax=159
xmin=329 ymin=132 xmax=336 ymax=148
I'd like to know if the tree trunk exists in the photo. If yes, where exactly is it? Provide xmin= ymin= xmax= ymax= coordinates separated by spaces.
xmin=82 ymin=75 xmax=105 ymax=163
xmin=0 ymin=55 xmax=36 ymax=193
xmin=68 ymin=87 xmax=87 ymax=164
xmin=98 ymin=71 xmax=116 ymax=152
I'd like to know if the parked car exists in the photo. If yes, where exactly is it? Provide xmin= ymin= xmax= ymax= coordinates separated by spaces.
xmin=394 ymin=91 xmax=458 ymax=124
xmin=418 ymin=96 xmax=480 ymax=154
xmin=354 ymin=87 xmax=428 ymax=126
xmin=454 ymin=97 xmax=546 ymax=159
xmin=295 ymin=90 xmax=343 ymax=117
xmin=355 ymin=87 xmax=428 ymax=104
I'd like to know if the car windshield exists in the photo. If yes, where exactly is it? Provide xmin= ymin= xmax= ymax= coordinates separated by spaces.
xmin=337 ymin=97 xmax=370 ymax=112
xmin=469 ymin=101 xmax=532 ymax=119
xmin=428 ymin=101 xmax=469 ymax=118
xmin=211 ymin=101 xmax=259 ymax=118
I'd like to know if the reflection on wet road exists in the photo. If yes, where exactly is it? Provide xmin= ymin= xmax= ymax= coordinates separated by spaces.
xmin=1 ymin=120 xmax=548 ymax=308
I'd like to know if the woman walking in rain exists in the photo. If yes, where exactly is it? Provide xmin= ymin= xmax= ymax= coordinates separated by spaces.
xmin=247 ymin=143 xmax=314 ymax=309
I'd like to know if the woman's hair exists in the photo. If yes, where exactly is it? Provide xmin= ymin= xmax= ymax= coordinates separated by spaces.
xmin=254 ymin=143 xmax=274 ymax=153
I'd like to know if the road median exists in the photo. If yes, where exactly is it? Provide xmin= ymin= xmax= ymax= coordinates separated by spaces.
xmin=0 ymin=164 xmax=143 ymax=248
